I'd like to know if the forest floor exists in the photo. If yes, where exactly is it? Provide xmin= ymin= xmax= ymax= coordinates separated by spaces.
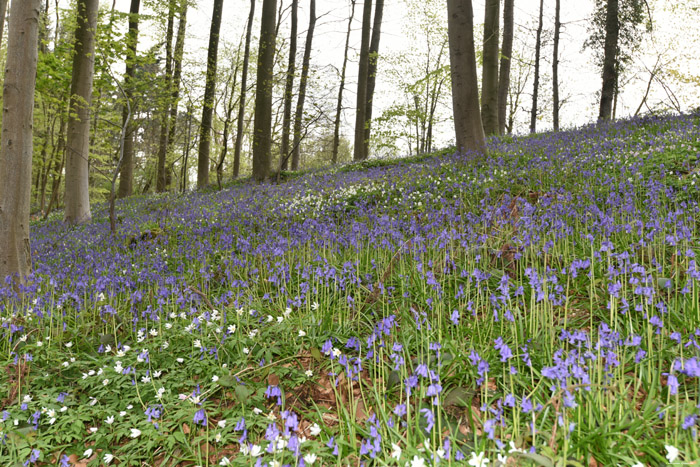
xmin=2 ymin=112 xmax=700 ymax=466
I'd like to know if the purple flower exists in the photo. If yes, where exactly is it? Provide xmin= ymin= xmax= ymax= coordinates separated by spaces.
xmin=193 ymin=408 xmax=207 ymax=426
xmin=420 ymin=408 xmax=434 ymax=433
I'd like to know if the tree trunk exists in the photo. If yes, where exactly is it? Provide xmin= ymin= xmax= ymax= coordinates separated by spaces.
xmin=290 ymin=0 xmax=316 ymax=171
xmin=599 ymin=0 xmax=618 ymax=120
xmin=0 ymin=0 xmax=8 ymax=50
xmin=446 ymin=0 xmax=485 ymax=155
xmin=181 ymin=104 xmax=193 ymax=191
xmin=233 ymin=0 xmax=255 ymax=179
xmin=167 ymin=1 xmax=187 ymax=188
xmin=64 ymin=0 xmax=97 ymax=224
xmin=497 ymin=0 xmax=513 ymax=136
xmin=481 ymin=0 xmax=500 ymax=135
xmin=0 ymin=0 xmax=40 ymax=286
xmin=117 ymin=0 xmax=140 ymax=199
xmin=156 ymin=2 xmax=175 ymax=192
xmin=552 ymin=0 xmax=561 ymax=131
xmin=332 ymin=0 xmax=355 ymax=164
xmin=197 ymin=0 xmax=224 ymax=189
xmin=362 ymin=0 xmax=384 ymax=158
xmin=216 ymin=54 xmax=240 ymax=188
xmin=252 ymin=0 xmax=278 ymax=182
xmin=280 ymin=0 xmax=298 ymax=171
xmin=352 ymin=0 xmax=372 ymax=161
xmin=529 ymin=0 xmax=543 ymax=134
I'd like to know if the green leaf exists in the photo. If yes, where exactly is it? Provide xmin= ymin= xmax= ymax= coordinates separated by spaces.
xmin=310 ymin=347 xmax=323 ymax=362
xmin=443 ymin=387 xmax=476 ymax=407
xmin=386 ymin=370 xmax=401 ymax=390
xmin=515 ymin=452 xmax=555 ymax=467
xmin=217 ymin=375 xmax=237 ymax=387
xmin=235 ymin=385 xmax=253 ymax=404
xmin=657 ymin=277 xmax=673 ymax=289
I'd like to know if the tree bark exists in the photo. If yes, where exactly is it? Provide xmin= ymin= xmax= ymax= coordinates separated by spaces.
xmin=197 ymin=0 xmax=224 ymax=189
xmin=498 ymin=0 xmax=514 ymax=135
xmin=332 ymin=0 xmax=355 ymax=165
xmin=0 ymin=0 xmax=40 ymax=286
xmin=280 ymin=0 xmax=298 ymax=171
xmin=0 ymin=0 xmax=8 ymax=50
xmin=166 ymin=1 xmax=187 ymax=188
xmin=599 ymin=0 xmax=618 ymax=120
xmin=233 ymin=0 xmax=255 ymax=179
xmin=117 ymin=0 xmax=140 ymax=199
xmin=290 ymin=0 xmax=316 ymax=171
xmin=64 ymin=0 xmax=98 ymax=224
xmin=446 ymin=0 xmax=485 ymax=155
xmin=156 ymin=2 xmax=175 ymax=192
xmin=362 ymin=0 xmax=384 ymax=158
xmin=552 ymin=0 xmax=561 ymax=131
xmin=529 ymin=0 xmax=543 ymax=134
xmin=352 ymin=0 xmax=372 ymax=161
xmin=252 ymin=0 xmax=278 ymax=181
xmin=481 ymin=0 xmax=500 ymax=135
xmin=216 ymin=52 xmax=240 ymax=187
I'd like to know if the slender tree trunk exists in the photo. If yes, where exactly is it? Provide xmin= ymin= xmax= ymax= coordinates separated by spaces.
xmin=156 ymin=3 xmax=175 ymax=192
xmin=44 ymin=118 xmax=66 ymax=220
xmin=362 ymin=0 xmax=384 ymax=158
xmin=498 ymin=0 xmax=514 ymax=135
xmin=332 ymin=0 xmax=355 ymax=164
xmin=529 ymin=0 xmax=544 ymax=134
xmin=353 ymin=0 xmax=372 ymax=161
xmin=599 ymin=0 xmax=619 ymax=120
xmin=0 ymin=0 xmax=40 ymax=286
xmin=197 ymin=0 xmax=224 ymax=189
xmin=181 ymin=104 xmax=193 ymax=191
xmin=280 ymin=0 xmax=298 ymax=171
xmin=216 ymin=55 xmax=240 ymax=187
xmin=233 ymin=0 xmax=255 ymax=179
xmin=252 ymin=0 xmax=278 ymax=181
xmin=446 ymin=0 xmax=485 ymax=156
xmin=117 ymin=0 xmax=140 ymax=198
xmin=64 ymin=0 xmax=97 ymax=224
xmin=290 ymin=0 xmax=316 ymax=171
xmin=481 ymin=0 xmax=500 ymax=135
xmin=166 ymin=1 xmax=187 ymax=188
xmin=552 ymin=0 xmax=561 ymax=131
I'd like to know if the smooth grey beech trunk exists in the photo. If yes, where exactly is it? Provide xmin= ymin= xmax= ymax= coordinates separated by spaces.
xmin=446 ymin=0 xmax=485 ymax=156
xmin=352 ymin=0 xmax=372 ymax=161
xmin=332 ymin=0 xmax=356 ymax=165
xmin=0 ymin=0 xmax=40 ymax=285
xmin=481 ymin=0 xmax=500 ymax=135
xmin=497 ymin=0 xmax=514 ymax=136
xmin=252 ymin=0 xmax=278 ymax=181
xmin=280 ymin=0 xmax=298 ymax=172
xmin=156 ymin=3 xmax=175 ymax=192
xmin=529 ymin=0 xmax=544 ymax=134
xmin=599 ymin=0 xmax=619 ymax=120
xmin=290 ymin=0 xmax=316 ymax=171
xmin=197 ymin=0 xmax=224 ymax=189
xmin=362 ymin=0 xmax=384 ymax=158
xmin=117 ymin=0 xmax=140 ymax=199
xmin=233 ymin=0 xmax=255 ymax=179
xmin=64 ymin=0 xmax=98 ymax=224
xmin=553 ymin=0 xmax=561 ymax=130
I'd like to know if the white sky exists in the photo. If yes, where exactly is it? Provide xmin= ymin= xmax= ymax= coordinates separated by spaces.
xmin=76 ymin=1 xmax=700 ymax=148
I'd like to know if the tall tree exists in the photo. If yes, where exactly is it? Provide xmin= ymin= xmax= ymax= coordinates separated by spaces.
xmin=362 ymin=0 xmax=384 ymax=158
xmin=197 ymin=0 xmax=224 ymax=189
xmin=332 ymin=0 xmax=356 ymax=165
xmin=64 ymin=0 xmax=98 ymax=224
xmin=552 ymin=0 xmax=561 ymax=130
xmin=156 ymin=2 xmax=175 ymax=192
xmin=0 ymin=0 xmax=40 ymax=285
xmin=353 ymin=0 xmax=373 ymax=161
xmin=252 ymin=0 xmax=278 ymax=181
xmin=290 ymin=0 xmax=316 ymax=171
xmin=167 ymin=1 xmax=188 ymax=185
xmin=233 ymin=0 xmax=255 ymax=179
xmin=481 ymin=0 xmax=500 ymax=135
xmin=497 ymin=0 xmax=514 ymax=135
xmin=117 ymin=0 xmax=141 ymax=199
xmin=599 ymin=0 xmax=619 ymax=120
xmin=280 ymin=0 xmax=298 ymax=171
xmin=529 ymin=0 xmax=544 ymax=134
xmin=446 ymin=0 xmax=485 ymax=155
